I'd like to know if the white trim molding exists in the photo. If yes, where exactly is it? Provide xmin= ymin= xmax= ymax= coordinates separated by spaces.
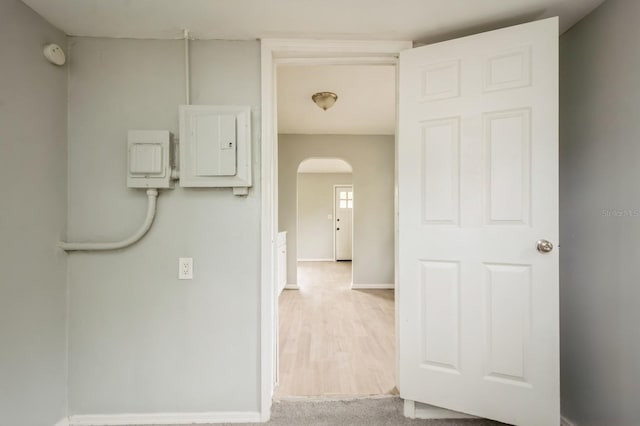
xmin=260 ymin=38 xmax=411 ymax=424
xmin=68 ymin=411 xmax=261 ymax=426
xmin=277 ymin=56 xmax=398 ymax=66
xmin=54 ymin=418 xmax=69 ymax=426
xmin=262 ymin=39 xmax=412 ymax=59
xmin=284 ymin=284 xmax=300 ymax=290
xmin=351 ymin=283 xmax=395 ymax=290
xmin=260 ymin=38 xmax=278 ymax=423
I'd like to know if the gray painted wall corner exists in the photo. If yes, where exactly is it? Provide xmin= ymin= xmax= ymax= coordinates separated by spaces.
xmin=0 ymin=1 xmax=69 ymax=425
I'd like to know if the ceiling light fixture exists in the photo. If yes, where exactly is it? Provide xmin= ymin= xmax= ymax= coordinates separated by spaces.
xmin=312 ymin=92 xmax=338 ymax=111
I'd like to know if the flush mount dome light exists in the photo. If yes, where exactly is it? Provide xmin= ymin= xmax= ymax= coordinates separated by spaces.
xmin=312 ymin=92 xmax=338 ymax=111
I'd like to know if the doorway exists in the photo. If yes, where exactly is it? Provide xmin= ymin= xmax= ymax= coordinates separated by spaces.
xmin=274 ymin=63 xmax=397 ymax=399
xmin=260 ymin=41 xmax=408 ymax=420
xmin=295 ymin=157 xmax=353 ymax=267
xmin=261 ymin=21 xmax=560 ymax=424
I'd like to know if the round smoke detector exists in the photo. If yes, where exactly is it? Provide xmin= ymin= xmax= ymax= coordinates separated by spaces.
xmin=43 ymin=43 xmax=66 ymax=66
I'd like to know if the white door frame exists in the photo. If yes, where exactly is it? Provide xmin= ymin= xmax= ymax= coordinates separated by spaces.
xmin=260 ymin=39 xmax=410 ymax=421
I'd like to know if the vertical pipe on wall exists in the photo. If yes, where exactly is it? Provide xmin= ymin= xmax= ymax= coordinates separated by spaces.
xmin=184 ymin=29 xmax=190 ymax=105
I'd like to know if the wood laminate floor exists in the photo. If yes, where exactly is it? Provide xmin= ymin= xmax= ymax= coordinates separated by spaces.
xmin=275 ymin=261 xmax=396 ymax=398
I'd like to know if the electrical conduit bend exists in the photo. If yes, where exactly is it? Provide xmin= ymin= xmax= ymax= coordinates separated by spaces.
xmin=59 ymin=189 xmax=159 ymax=252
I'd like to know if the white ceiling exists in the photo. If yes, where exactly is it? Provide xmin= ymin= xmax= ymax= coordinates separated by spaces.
xmin=21 ymin=0 xmax=604 ymax=41
xmin=298 ymin=158 xmax=353 ymax=174
xmin=278 ymin=65 xmax=395 ymax=135
xmin=21 ymin=0 xmax=605 ymax=135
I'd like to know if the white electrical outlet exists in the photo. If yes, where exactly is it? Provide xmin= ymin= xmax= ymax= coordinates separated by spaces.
xmin=178 ymin=257 xmax=193 ymax=280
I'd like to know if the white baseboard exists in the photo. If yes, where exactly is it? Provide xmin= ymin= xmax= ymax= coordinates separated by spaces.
xmin=54 ymin=418 xmax=69 ymax=426
xmin=297 ymin=258 xmax=334 ymax=262
xmin=351 ymin=283 xmax=394 ymax=290
xmin=284 ymin=284 xmax=300 ymax=290
xmin=68 ymin=411 xmax=261 ymax=425
xmin=562 ymin=415 xmax=577 ymax=426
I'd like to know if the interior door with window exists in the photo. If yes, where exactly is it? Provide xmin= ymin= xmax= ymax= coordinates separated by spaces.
xmin=398 ymin=18 xmax=559 ymax=426
xmin=335 ymin=185 xmax=353 ymax=260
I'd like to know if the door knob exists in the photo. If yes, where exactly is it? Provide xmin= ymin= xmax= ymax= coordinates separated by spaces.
xmin=336 ymin=228 xmax=340 ymax=231
xmin=536 ymin=239 xmax=553 ymax=253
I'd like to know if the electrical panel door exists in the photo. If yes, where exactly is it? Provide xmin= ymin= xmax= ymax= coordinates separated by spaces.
xmin=127 ymin=130 xmax=174 ymax=189
xmin=193 ymin=112 xmax=237 ymax=177
xmin=179 ymin=105 xmax=251 ymax=194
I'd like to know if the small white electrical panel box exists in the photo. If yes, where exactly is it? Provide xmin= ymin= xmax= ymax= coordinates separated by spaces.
xmin=127 ymin=130 xmax=174 ymax=189
xmin=179 ymin=105 xmax=252 ymax=194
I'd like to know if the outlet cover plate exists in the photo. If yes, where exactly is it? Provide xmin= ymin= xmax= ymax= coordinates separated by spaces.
xmin=179 ymin=257 xmax=193 ymax=280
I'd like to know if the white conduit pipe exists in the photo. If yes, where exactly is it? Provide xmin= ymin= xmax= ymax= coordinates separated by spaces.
xmin=184 ymin=29 xmax=190 ymax=105
xmin=59 ymin=189 xmax=159 ymax=252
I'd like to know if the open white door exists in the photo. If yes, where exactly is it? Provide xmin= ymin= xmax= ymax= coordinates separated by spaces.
xmin=398 ymin=18 xmax=559 ymax=426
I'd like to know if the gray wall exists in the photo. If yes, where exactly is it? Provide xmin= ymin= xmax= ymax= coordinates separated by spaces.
xmin=297 ymin=173 xmax=353 ymax=260
xmin=279 ymin=135 xmax=394 ymax=286
xmin=0 ymin=1 xmax=68 ymax=425
xmin=66 ymin=38 xmax=261 ymax=415
xmin=560 ymin=1 xmax=640 ymax=425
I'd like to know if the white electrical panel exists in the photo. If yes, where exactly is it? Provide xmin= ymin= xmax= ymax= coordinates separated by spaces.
xmin=127 ymin=130 xmax=174 ymax=189
xmin=179 ymin=105 xmax=251 ymax=194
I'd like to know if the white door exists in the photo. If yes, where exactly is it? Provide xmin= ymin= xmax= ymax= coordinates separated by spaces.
xmin=398 ymin=18 xmax=559 ymax=426
xmin=335 ymin=185 xmax=353 ymax=260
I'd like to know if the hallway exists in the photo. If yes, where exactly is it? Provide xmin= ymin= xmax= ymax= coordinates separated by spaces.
xmin=276 ymin=261 xmax=396 ymax=397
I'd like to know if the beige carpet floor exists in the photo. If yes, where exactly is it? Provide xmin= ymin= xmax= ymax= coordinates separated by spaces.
xmin=222 ymin=397 xmax=507 ymax=426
